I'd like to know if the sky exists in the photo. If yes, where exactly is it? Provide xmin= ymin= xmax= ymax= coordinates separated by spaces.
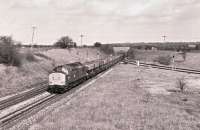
xmin=0 ymin=0 xmax=200 ymax=45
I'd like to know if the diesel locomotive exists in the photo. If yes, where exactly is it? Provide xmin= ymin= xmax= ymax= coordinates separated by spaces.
xmin=48 ymin=55 xmax=124 ymax=93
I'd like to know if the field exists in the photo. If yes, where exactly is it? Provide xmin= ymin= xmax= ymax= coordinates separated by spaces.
xmin=11 ymin=64 xmax=200 ymax=130
xmin=133 ymin=49 xmax=200 ymax=70
xmin=175 ymin=52 xmax=200 ymax=70
xmin=0 ymin=48 xmax=106 ymax=97
xmin=133 ymin=49 xmax=174 ymax=62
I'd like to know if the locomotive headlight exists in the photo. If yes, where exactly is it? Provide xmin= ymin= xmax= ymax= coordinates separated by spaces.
xmin=49 ymin=80 xmax=54 ymax=85
xmin=61 ymin=81 xmax=65 ymax=84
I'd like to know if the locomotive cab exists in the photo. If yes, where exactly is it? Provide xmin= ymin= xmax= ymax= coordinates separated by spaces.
xmin=48 ymin=62 xmax=88 ymax=93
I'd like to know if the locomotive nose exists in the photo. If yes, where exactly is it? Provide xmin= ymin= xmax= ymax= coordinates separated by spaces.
xmin=49 ymin=73 xmax=66 ymax=86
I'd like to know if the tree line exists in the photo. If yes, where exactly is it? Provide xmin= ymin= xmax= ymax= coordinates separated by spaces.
xmin=0 ymin=35 xmax=110 ymax=67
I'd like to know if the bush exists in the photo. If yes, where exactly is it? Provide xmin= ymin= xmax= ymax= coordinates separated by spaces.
xmin=100 ymin=44 xmax=114 ymax=54
xmin=182 ymin=51 xmax=187 ymax=61
xmin=11 ymin=53 xmax=22 ymax=66
xmin=127 ymin=47 xmax=135 ymax=59
xmin=25 ymin=51 xmax=37 ymax=62
xmin=176 ymin=77 xmax=186 ymax=92
xmin=155 ymin=55 xmax=172 ymax=65
xmin=94 ymin=42 xmax=102 ymax=47
xmin=0 ymin=36 xmax=21 ymax=67
xmin=16 ymin=42 xmax=22 ymax=48
xmin=82 ymin=45 xmax=88 ymax=48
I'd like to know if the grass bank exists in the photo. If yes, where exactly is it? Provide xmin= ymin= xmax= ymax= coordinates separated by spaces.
xmin=0 ymin=48 xmax=106 ymax=97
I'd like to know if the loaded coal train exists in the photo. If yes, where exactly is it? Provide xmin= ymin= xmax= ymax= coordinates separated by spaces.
xmin=48 ymin=54 xmax=124 ymax=93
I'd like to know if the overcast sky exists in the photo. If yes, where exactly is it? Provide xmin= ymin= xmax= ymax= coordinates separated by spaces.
xmin=0 ymin=0 xmax=200 ymax=45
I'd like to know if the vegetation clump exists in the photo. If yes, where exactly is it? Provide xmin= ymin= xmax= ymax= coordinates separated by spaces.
xmin=54 ymin=36 xmax=77 ymax=48
xmin=181 ymin=51 xmax=187 ymax=61
xmin=100 ymin=44 xmax=114 ymax=54
xmin=127 ymin=47 xmax=135 ymax=59
xmin=94 ymin=42 xmax=102 ymax=47
xmin=176 ymin=77 xmax=186 ymax=92
xmin=0 ymin=36 xmax=21 ymax=66
xmin=155 ymin=55 xmax=172 ymax=65
xmin=25 ymin=51 xmax=37 ymax=62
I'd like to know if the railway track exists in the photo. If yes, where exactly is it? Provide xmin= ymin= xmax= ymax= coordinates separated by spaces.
xmin=0 ymin=81 xmax=48 ymax=110
xmin=0 ymin=66 xmax=115 ymax=129
xmin=0 ymin=94 xmax=56 ymax=128
xmin=126 ymin=59 xmax=200 ymax=74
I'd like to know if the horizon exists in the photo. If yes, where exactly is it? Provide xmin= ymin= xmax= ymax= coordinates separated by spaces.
xmin=18 ymin=41 xmax=200 ymax=46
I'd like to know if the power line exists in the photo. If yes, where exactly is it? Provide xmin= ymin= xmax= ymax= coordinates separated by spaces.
xmin=162 ymin=35 xmax=167 ymax=42
xmin=80 ymin=34 xmax=84 ymax=47
xmin=31 ymin=26 xmax=36 ymax=48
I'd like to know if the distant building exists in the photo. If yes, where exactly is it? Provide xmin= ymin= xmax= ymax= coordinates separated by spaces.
xmin=188 ymin=44 xmax=196 ymax=49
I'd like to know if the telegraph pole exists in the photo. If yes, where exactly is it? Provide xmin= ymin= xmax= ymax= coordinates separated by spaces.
xmin=162 ymin=35 xmax=167 ymax=42
xmin=80 ymin=34 xmax=84 ymax=47
xmin=31 ymin=26 xmax=36 ymax=49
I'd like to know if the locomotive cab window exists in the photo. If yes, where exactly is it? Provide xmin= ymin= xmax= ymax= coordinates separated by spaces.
xmin=61 ymin=67 xmax=69 ymax=75
xmin=53 ymin=66 xmax=69 ymax=75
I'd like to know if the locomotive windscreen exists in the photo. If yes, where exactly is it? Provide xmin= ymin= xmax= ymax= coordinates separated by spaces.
xmin=53 ymin=66 xmax=69 ymax=75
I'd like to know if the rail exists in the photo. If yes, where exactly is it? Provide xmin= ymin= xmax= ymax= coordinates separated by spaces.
xmin=0 ymin=81 xmax=48 ymax=110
